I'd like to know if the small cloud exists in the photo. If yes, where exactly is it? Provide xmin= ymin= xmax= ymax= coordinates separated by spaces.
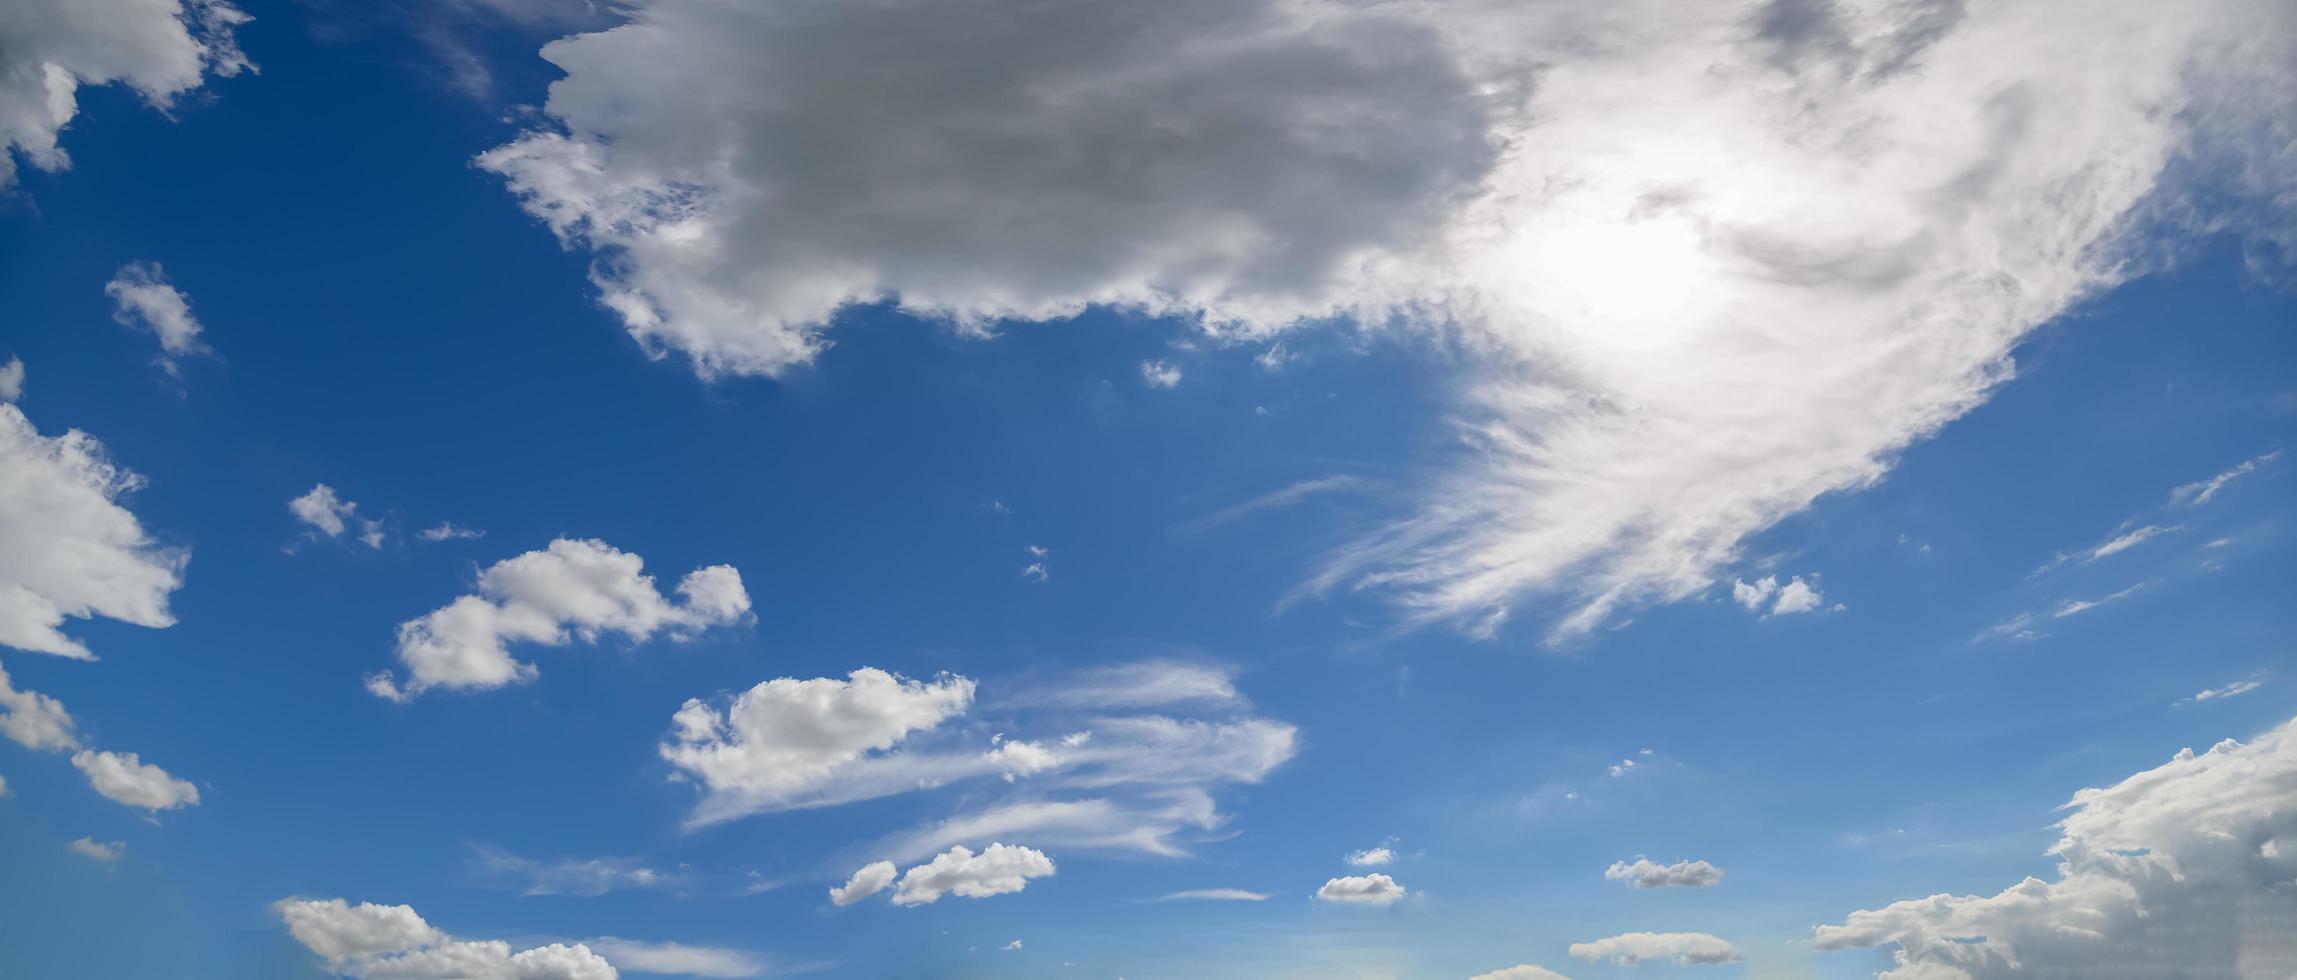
xmin=1021 ymin=561 xmax=1049 ymax=583
xmin=2169 ymin=451 xmax=2280 ymax=507
xmin=2053 ymin=580 xmax=2152 ymax=619
xmin=106 ymin=262 xmax=211 ymax=370
xmin=2179 ymin=678 xmax=2265 ymax=705
xmin=1003 ymin=940 xmax=1023 ymax=951
xmin=0 ymin=356 xmax=22 ymax=402
xmin=418 ymin=522 xmax=485 ymax=542
xmin=68 ymin=837 xmax=124 ymax=863
xmin=1604 ymin=857 xmax=1723 ymax=889
xmin=1731 ymin=574 xmax=1830 ymax=617
xmin=1139 ymin=359 xmax=1182 ymax=388
xmin=1149 ymin=888 xmax=1270 ymax=902
xmin=1254 ymin=344 xmax=1293 ymax=370
xmin=1345 ymin=846 xmax=1396 ymax=867
xmin=1315 ymin=873 xmax=1405 ymax=906
xmin=289 ymin=484 xmax=381 ymax=548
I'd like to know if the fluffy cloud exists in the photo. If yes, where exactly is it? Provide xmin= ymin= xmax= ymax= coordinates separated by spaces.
xmin=2170 ymin=451 xmax=2280 ymax=507
xmin=479 ymin=0 xmax=2295 ymax=640
xmin=106 ymin=262 xmax=211 ymax=364
xmin=71 ymin=749 xmax=198 ymax=810
xmin=1569 ymin=932 xmax=1740 ymax=966
xmin=0 ymin=0 xmax=248 ymax=188
xmin=1139 ymin=360 xmax=1183 ymax=389
xmin=0 ymin=660 xmax=78 ymax=750
xmin=829 ymin=860 xmax=895 ymax=907
xmin=1470 ymin=967 xmax=1572 ymax=980
xmin=276 ymin=898 xmax=617 ymax=980
xmin=578 ymin=939 xmax=762 ymax=979
xmin=1346 ymin=846 xmax=1396 ymax=867
xmin=1605 ymin=857 xmax=1724 ymax=890
xmin=889 ymin=843 xmax=1055 ymax=906
xmin=1816 ymin=715 xmax=2297 ymax=979
xmin=1732 ymin=575 xmax=1828 ymax=617
xmin=290 ymin=484 xmax=384 ymax=548
xmin=367 ymin=537 xmax=750 ymax=700
xmin=0 ymin=357 xmax=22 ymax=401
xmin=1315 ymin=873 xmax=1406 ymax=906
xmin=67 ymin=836 xmax=123 ymax=862
xmin=0 ymin=404 xmax=185 ymax=659
xmin=661 ymin=668 xmax=976 ymax=819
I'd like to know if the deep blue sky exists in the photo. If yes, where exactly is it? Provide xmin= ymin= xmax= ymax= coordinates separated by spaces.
xmin=1 ymin=3 xmax=2292 ymax=979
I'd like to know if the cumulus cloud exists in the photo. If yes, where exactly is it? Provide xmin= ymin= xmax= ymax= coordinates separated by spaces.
xmin=1605 ymin=857 xmax=1724 ymax=890
xmin=0 ymin=660 xmax=79 ymax=751
xmin=1816 ymin=715 xmax=2297 ymax=979
xmin=478 ymin=0 xmax=2295 ymax=641
xmin=580 ymin=938 xmax=763 ymax=979
xmin=2170 ymin=451 xmax=2280 ymax=507
xmin=1471 ymin=967 xmax=1572 ymax=980
xmin=0 ymin=404 xmax=184 ymax=660
xmin=1151 ymin=888 xmax=1269 ymax=902
xmin=661 ymin=668 xmax=976 ymax=820
xmin=1569 ymin=932 xmax=1740 ymax=966
xmin=105 ymin=262 xmax=211 ymax=366
xmin=1140 ymin=360 xmax=1183 ymax=389
xmin=367 ymin=537 xmax=750 ymax=700
xmin=1315 ymin=873 xmax=1406 ymax=906
xmin=0 ymin=0 xmax=248 ymax=189
xmin=71 ymin=749 xmax=198 ymax=810
xmin=889 ymin=843 xmax=1055 ymax=906
xmin=1732 ymin=575 xmax=1829 ymax=617
xmin=0 ymin=357 xmax=22 ymax=402
xmin=67 ymin=836 xmax=123 ymax=862
xmin=290 ymin=484 xmax=384 ymax=548
xmin=1346 ymin=846 xmax=1396 ymax=867
xmin=829 ymin=860 xmax=896 ymax=907
xmin=277 ymin=898 xmax=617 ymax=980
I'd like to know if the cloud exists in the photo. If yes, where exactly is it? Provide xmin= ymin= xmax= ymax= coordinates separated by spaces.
xmin=889 ymin=843 xmax=1055 ymax=906
xmin=276 ymin=898 xmax=617 ymax=979
xmin=67 ymin=837 xmax=123 ymax=862
xmin=580 ymin=938 xmax=764 ymax=978
xmin=1605 ymin=857 xmax=1724 ymax=890
xmin=0 ymin=357 xmax=22 ymax=402
xmin=829 ymin=860 xmax=896 ymax=907
xmin=0 ymin=404 xmax=185 ymax=660
xmin=1345 ymin=846 xmax=1396 ymax=868
xmin=467 ymin=845 xmax=675 ymax=897
xmin=1171 ymin=476 xmax=1366 ymax=534
xmin=290 ymin=484 xmax=384 ymax=548
xmin=1150 ymin=888 xmax=1269 ymax=902
xmin=1471 ymin=967 xmax=1572 ymax=980
xmin=418 ymin=521 xmax=485 ymax=542
xmin=2170 ymin=451 xmax=2281 ymax=507
xmin=660 ymin=668 xmax=976 ymax=820
xmin=2035 ymin=523 xmax=2184 ymax=574
xmin=368 ymin=537 xmax=750 ymax=700
xmin=1569 ymin=932 xmax=1740 ymax=966
xmin=70 ymin=749 xmax=199 ymax=810
xmin=0 ymin=660 xmax=80 ymax=751
xmin=1003 ymin=940 xmax=1022 ymax=951
xmin=1140 ymin=360 xmax=1183 ymax=389
xmin=2052 ymin=580 xmax=2152 ymax=619
xmin=1004 ymin=659 xmax=1242 ymax=711
xmin=1733 ymin=575 xmax=1830 ymax=617
xmin=1816 ymin=714 xmax=2297 ymax=978
xmin=1314 ymin=873 xmax=1405 ymax=906
xmin=0 ymin=0 xmax=248 ymax=189
xmin=2184 ymin=678 xmax=2265 ymax=704
xmin=105 ymin=262 xmax=211 ymax=365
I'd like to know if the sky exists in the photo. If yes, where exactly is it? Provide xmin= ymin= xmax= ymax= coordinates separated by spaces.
xmin=0 ymin=1 xmax=2293 ymax=978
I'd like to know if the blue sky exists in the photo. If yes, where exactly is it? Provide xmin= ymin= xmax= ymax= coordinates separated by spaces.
xmin=1 ymin=2 xmax=2293 ymax=979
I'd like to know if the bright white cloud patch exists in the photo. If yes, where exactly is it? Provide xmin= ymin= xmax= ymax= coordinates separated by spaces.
xmin=70 ymin=749 xmax=198 ymax=810
xmin=0 ymin=660 xmax=79 ymax=751
xmin=829 ymin=860 xmax=896 ymax=907
xmin=1152 ymin=888 xmax=1269 ymax=902
xmin=1345 ymin=846 xmax=1396 ymax=867
xmin=1816 ymin=715 xmax=2297 ymax=979
xmin=0 ymin=0 xmax=248 ymax=188
xmin=0 ymin=357 xmax=22 ymax=402
xmin=478 ymin=0 xmax=2296 ymax=639
xmin=67 ymin=836 xmax=123 ymax=862
xmin=368 ymin=537 xmax=750 ymax=700
xmin=276 ymin=898 xmax=618 ymax=980
xmin=661 ymin=668 xmax=975 ymax=820
xmin=105 ymin=262 xmax=210 ymax=364
xmin=1605 ymin=857 xmax=1724 ymax=890
xmin=289 ymin=484 xmax=383 ymax=547
xmin=0 ymin=404 xmax=185 ymax=659
xmin=1569 ymin=932 xmax=1740 ymax=966
xmin=1314 ymin=873 xmax=1405 ymax=906
xmin=1732 ymin=575 xmax=1829 ymax=617
xmin=1471 ymin=967 xmax=1572 ymax=980
xmin=889 ymin=843 xmax=1055 ymax=906
xmin=580 ymin=938 xmax=763 ymax=979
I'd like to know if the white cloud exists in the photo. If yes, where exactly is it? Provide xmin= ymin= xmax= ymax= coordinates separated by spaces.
xmin=1172 ymin=475 xmax=1366 ymax=534
xmin=71 ymin=749 xmax=198 ymax=810
xmin=418 ymin=521 xmax=485 ymax=542
xmin=105 ymin=262 xmax=210 ymax=363
xmin=1730 ymin=574 xmax=1829 ymax=617
xmin=2052 ymin=580 xmax=2152 ymax=619
xmin=290 ymin=484 xmax=382 ymax=547
xmin=1140 ymin=360 xmax=1183 ymax=389
xmin=467 ymin=845 xmax=673 ymax=897
xmin=0 ymin=357 xmax=22 ymax=402
xmin=2170 ymin=451 xmax=2281 ymax=507
xmin=0 ymin=660 xmax=79 ymax=751
xmin=1345 ymin=846 xmax=1396 ymax=868
xmin=1002 ymin=940 xmax=1022 ymax=951
xmin=1605 ymin=857 xmax=1724 ymax=889
xmin=67 ymin=836 xmax=123 ymax=862
xmin=829 ymin=860 xmax=896 ymax=907
xmin=368 ymin=537 xmax=750 ymax=700
xmin=1569 ymin=932 xmax=1740 ymax=966
xmin=1315 ymin=873 xmax=1406 ymax=906
xmin=661 ymin=668 xmax=976 ymax=821
xmin=0 ymin=403 xmax=184 ymax=660
xmin=581 ymin=938 xmax=763 ymax=978
xmin=1470 ymin=967 xmax=1572 ymax=980
xmin=1006 ymin=659 xmax=1241 ymax=710
xmin=0 ymin=0 xmax=248 ymax=189
xmin=2187 ymin=678 xmax=2265 ymax=703
xmin=276 ymin=898 xmax=617 ymax=980
xmin=889 ymin=843 xmax=1055 ymax=906
xmin=1816 ymin=715 xmax=2297 ymax=978
xmin=1151 ymin=888 xmax=1269 ymax=902
xmin=2036 ymin=523 xmax=2184 ymax=574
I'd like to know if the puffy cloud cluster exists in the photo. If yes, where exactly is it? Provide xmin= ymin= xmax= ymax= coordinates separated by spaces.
xmin=1604 ymin=857 xmax=1724 ymax=890
xmin=71 ymin=749 xmax=198 ymax=810
xmin=1816 ymin=715 xmax=2297 ymax=979
xmin=664 ymin=660 xmax=1296 ymax=865
xmin=478 ymin=0 xmax=2295 ymax=639
xmin=888 ymin=843 xmax=1056 ymax=906
xmin=0 ymin=404 xmax=184 ymax=660
xmin=1314 ymin=873 xmax=1406 ymax=906
xmin=291 ymin=484 xmax=383 ymax=549
xmin=367 ymin=538 xmax=750 ymax=700
xmin=828 ymin=860 xmax=896 ymax=907
xmin=1568 ymin=932 xmax=1741 ymax=966
xmin=0 ymin=0 xmax=248 ymax=188
xmin=276 ymin=898 xmax=617 ymax=980
xmin=1731 ymin=575 xmax=1827 ymax=617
